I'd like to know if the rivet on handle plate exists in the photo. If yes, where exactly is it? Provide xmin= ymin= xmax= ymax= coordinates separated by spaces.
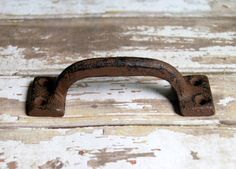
xmin=26 ymin=57 xmax=215 ymax=117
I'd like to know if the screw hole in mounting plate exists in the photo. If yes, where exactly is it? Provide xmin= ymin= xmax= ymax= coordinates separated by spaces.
xmin=34 ymin=97 xmax=47 ymax=106
xmin=37 ymin=78 xmax=49 ymax=87
xmin=190 ymin=77 xmax=204 ymax=86
xmin=194 ymin=94 xmax=210 ymax=106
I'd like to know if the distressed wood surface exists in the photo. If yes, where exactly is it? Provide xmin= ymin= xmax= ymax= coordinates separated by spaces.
xmin=0 ymin=1 xmax=236 ymax=168
xmin=0 ymin=73 xmax=235 ymax=127
xmin=0 ymin=126 xmax=236 ymax=169
xmin=0 ymin=17 xmax=236 ymax=76
xmin=0 ymin=18 xmax=235 ymax=127
xmin=0 ymin=0 xmax=236 ymax=18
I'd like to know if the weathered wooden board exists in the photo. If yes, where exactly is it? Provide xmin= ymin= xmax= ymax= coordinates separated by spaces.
xmin=0 ymin=126 xmax=235 ymax=169
xmin=0 ymin=1 xmax=236 ymax=168
xmin=0 ymin=73 xmax=235 ymax=128
xmin=0 ymin=0 xmax=236 ymax=18
xmin=0 ymin=17 xmax=235 ymax=76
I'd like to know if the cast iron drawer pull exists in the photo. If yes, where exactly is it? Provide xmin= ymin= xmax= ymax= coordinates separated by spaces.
xmin=26 ymin=57 xmax=215 ymax=117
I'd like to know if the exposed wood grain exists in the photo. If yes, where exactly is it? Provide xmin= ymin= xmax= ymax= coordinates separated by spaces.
xmin=1 ymin=0 xmax=236 ymax=19
xmin=0 ymin=73 xmax=235 ymax=127
xmin=0 ymin=1 xmax=235 ymax=168
xmin=0 ymin=126 xmax=235 ymax=169
xmin=0 ymin=17 xmax=235 ymax=75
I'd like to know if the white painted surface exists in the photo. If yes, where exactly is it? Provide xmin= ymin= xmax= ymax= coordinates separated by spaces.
xmin=0 ymin=45 xmax=68 ymax=75
xmin=0 ymin=1 xmax=235 ymax=168
xmin=0 ymin=75 xmax=170 ymax=103
xmin=218 ymin=97 xmax=236 ymax=106
xmin=125 ymin=26 xmax=236 ymax=40
xmin=1 ymin=73 xmax=236 ymax=127
xmin=0 ymin=114 xmax=18 ymax=122
xmin=91 ymin=46 xmax=236 ymax=72
xmin=0 ymin=128 xmax=235 ymax=169
xmin=0 ymin=76 xmax=30 ymax=102
xmin=0 ymin=0 xmax=210 ymax=17
xmin=68 ymin=78 xmax=170 ymax=102
xmin=1 ymin=43 xmax=236 ymax=75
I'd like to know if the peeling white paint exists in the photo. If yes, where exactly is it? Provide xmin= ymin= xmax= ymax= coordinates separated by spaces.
xmin=67 ymin=77 xmax=171 ymax=110
xmin=68 ymin=78 xmax=170 ymax=100
xmin=218 ymin=97 xmax=236 ymax=106
xmin=0 ymin=128 xmax=235 ymax=169
xmin=0 ymin=45 xmax=44 ymax=74
xmin=199 ymin=46 xmax=236 ymax=56
xmin=126 ymin=26 xmax=236 ymax=40
xmin=0 ymin=75 xmax=171 ymax=109
xmin=1 ymin=44 xmax=236 ymax=75
xmin=91 ymin=45 xmax=236 ymax=72
xmin=0 ymin=76 xmax=30 ymax=102
xmin=92 ymin=48 xmax=200 ymax=70
xmin=0 ymin=23 xmax=236 ymax=75
xmin=0 ymin=114 xmax=18 ymax=122
xmin=0 ymin=45 xmax=68 ymax=75
xmin=0 ymin=0 xmax=211 ymax=17
xmin=173 ymin=119 xmax=220 ymax=126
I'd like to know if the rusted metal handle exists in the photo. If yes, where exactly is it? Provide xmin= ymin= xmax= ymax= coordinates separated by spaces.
xmin=26 ymin=57 xmax=215 ymax=117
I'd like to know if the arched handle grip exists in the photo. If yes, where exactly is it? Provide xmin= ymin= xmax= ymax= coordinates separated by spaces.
xmin=26 ymin=57 xmax=214 ymax=117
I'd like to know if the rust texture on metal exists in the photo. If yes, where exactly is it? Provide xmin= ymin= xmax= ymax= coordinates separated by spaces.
xmin=26 ymin=57 xmax=215 ymax=117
